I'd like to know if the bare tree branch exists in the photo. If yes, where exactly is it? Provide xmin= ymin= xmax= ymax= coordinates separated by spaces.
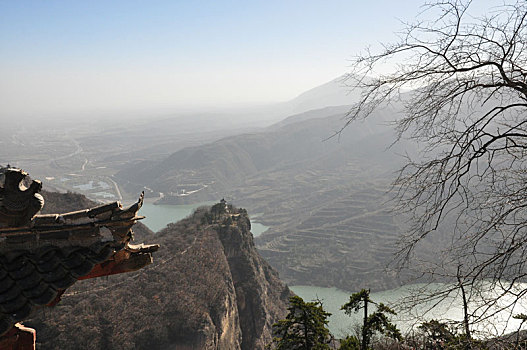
xmin=343 ymin=0 xmax=527 ymax=337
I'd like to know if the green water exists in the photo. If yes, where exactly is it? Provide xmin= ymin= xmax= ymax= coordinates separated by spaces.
xmin=290 ymin=286 xmax=355 ymax=338
xmin=289 ymin=284 xmax=457 ymax=338
xmin=251 ymin=222 xmax=269 ymax=236
xmin=140 ymin=202 xmax=212 ymax=232
xmin=291 ymin=283 xmax=527 ymax=338
xmin=140 ymin=202 xmax=269 ymax=235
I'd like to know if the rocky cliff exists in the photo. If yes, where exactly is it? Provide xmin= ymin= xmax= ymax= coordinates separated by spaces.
xmin=25 ymin=194 xmax=291 ymax=349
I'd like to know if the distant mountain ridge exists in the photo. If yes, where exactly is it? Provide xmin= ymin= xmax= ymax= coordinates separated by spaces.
xmin=114 ymin=78 xmax=414 ymax=291
xmin=286 ymin=75 xmax=361 ymax=115
xmin=115 ymin=103 xmax=395 ymax=202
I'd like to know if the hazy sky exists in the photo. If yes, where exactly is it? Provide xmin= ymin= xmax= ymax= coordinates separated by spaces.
xmin=0 ymin=0 xmax=495 ymax=118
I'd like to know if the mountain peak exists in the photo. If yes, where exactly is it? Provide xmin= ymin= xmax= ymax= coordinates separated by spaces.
xmin=288 ymin=74 xmax=362 ymax=114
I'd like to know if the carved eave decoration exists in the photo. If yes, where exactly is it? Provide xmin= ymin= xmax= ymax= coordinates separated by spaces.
xmin=0 ymin=167 xmax=159 ymax=343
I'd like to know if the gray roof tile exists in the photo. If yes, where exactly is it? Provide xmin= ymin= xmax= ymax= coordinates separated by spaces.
xmin=0 ymin=191 xmax=158 ymax=337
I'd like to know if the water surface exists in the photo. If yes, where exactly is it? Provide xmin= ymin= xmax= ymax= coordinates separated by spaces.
xmin=291 ymin=283 xmax=527 ymax=338
xmin=251 ymin=222 xmax=269 ymax=236
xmin=140 ymin=202 xmax=212 ymax=232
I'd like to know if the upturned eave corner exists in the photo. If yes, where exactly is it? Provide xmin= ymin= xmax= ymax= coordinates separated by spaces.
xmin=0 ymin=168 xmax=158 ymax=349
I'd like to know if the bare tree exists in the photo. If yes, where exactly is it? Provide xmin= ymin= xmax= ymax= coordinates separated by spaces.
xmin=342 ymin=0 xmax=527 ymax=335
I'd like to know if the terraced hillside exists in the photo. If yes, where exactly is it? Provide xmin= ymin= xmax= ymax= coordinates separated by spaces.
xmin=116 ymin=104 xmax=418 ymax=291
xmin=231 ymin=148 xmax=407 ymax=292
xmin=254 ymin=184 xmax=401 ymax=292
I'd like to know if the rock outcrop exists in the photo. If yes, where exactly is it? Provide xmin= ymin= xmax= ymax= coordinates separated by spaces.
xmin=215 ymin=209 xmax=291 ymax=350
xmin=24 ymin=195 xmax=291 ymax=350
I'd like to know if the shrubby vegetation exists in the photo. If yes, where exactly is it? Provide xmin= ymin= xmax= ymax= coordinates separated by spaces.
xmin=40 ymin=190 xmax=97 ymax=213
xmin=271 ymin=291 xmax=527 ymax=349
xmin=25 ymin=196 xmax=290 ymax=349
xmin=269 ymin=295 xmax=332 ymax=349
xmin=269 ymin=292 xmax=401 ymax=350
xmin=27 ymin=206 xmax=234 ymax=349
xmin=340 ymin=289 xmax=401 ymax=350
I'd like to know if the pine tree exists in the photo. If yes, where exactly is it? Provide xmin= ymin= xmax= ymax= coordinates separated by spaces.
xmin=270 ymin=295 xmax=332 ymax=350
xmin=341 ymin=289 xmax=401 ymax=350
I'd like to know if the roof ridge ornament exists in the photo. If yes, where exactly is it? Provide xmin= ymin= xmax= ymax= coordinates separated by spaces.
xmin=0 ymin=170 xmax=158 ymax=347
xmin=0 ymin=167 xmax=44 ymax=227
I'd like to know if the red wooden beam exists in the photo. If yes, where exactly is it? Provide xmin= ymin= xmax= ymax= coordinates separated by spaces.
xmin=78 ymin=250 xmax=153 ymax=280
xmin=0 ymin=324 xmax=36 ymax=350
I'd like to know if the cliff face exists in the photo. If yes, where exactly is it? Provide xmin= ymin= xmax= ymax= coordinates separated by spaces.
xmin=216 ymin=213 xmax=291 ymax=350
xmin=25 ymin=195 xmax=291 ymax=350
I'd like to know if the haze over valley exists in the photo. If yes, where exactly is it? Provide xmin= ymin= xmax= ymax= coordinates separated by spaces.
xmin=4 ymin=1 xmax=526 ymax=348
xmin=2 ymin=75 xmax=421 ymax=295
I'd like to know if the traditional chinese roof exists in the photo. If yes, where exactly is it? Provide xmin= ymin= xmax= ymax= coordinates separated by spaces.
xmin=0 ymin=168 xmax=159 ymax=338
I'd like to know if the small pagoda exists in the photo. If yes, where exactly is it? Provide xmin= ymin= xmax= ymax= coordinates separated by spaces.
xmin=0 ymin=167 xmax=158 ymax=349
